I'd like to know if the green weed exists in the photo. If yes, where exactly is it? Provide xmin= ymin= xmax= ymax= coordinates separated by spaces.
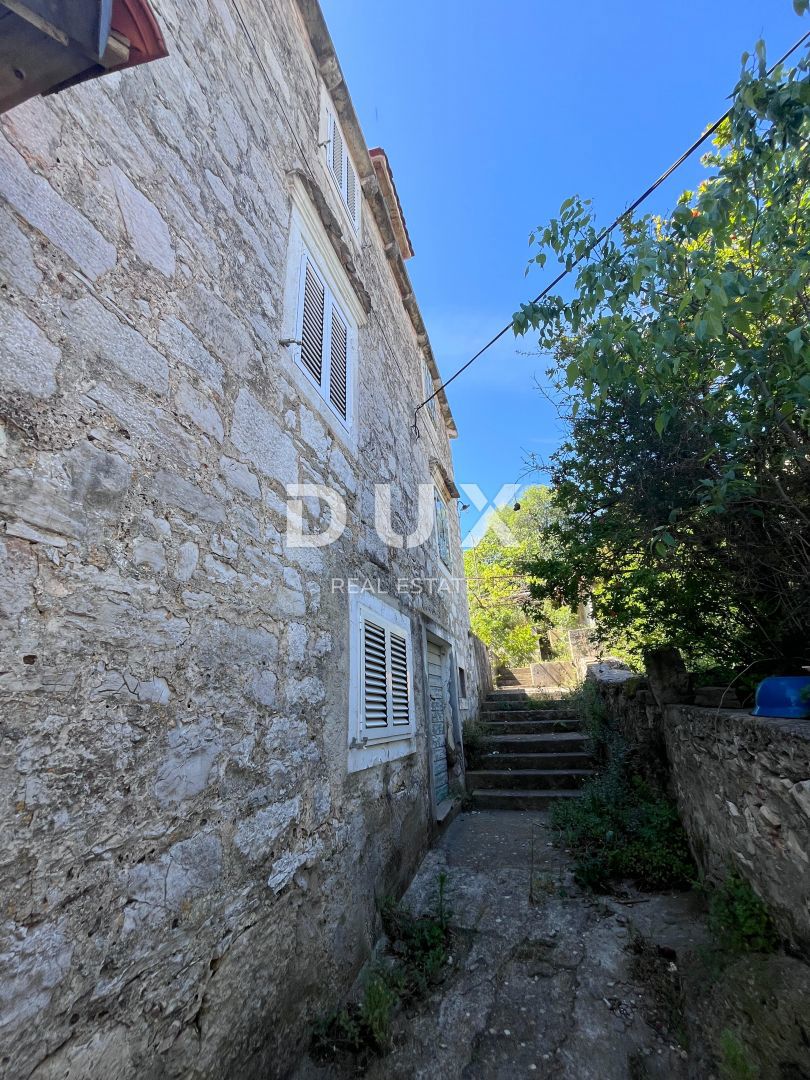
xmin=718 ymin=1029 xmax=759 ymax=1080
xmin=311 ymin=873 xmax=453 ymax=1067
xmin=551 ymin=756 xmax=694 ymax=891
xmin=707 ymin=873 xmax=778 ymax=955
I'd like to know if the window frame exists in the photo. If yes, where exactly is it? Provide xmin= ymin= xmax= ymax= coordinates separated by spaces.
xmin=458 ymin=666 xmax=467 ymax=702
xmin=348 ymin=592 xmax=416 ymax=773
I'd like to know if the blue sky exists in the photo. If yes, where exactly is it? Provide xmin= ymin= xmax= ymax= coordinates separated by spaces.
xmin=321 ymin=0 xmax=805 ymax=531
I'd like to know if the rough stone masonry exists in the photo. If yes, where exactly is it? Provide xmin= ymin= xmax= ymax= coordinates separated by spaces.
xmin=0 ymin=1 xmax=484 ymax=1076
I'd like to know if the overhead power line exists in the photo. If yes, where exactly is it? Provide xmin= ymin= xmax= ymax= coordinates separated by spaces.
xmin=413 ymin=28 xmax=810 ymax=432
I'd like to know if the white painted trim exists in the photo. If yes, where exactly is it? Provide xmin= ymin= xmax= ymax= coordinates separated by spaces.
xmin=348 ymin=592 xmax=416 ymax=774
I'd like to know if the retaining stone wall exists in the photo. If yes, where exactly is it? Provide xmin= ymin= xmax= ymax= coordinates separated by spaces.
xmin=593 ymin=675 xmax=810 ymax=956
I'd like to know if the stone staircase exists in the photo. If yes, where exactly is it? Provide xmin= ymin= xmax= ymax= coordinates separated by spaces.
xmin=466 ymin=689 xmax=594 ymax=810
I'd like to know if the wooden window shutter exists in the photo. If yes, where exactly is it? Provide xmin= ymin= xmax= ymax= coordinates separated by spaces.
xmin=325 ymin=109 xmax=360 ymax=232
xmin=346 ymin=161 xmax=358 ymax=229
xmin=362 ymin=619 xmax=389 ymax=729
xmin=300 ymin=259 xmax=325 ymax=385
xmin=329 ymin=307 xmax=348 ymax=419
xmin=330 ymin=117 xmax=344 ymax=192
xmin=423 ymin=359 xmax=437 ymax=418
xmin=389 ymin=631 xmax=410 ymax=727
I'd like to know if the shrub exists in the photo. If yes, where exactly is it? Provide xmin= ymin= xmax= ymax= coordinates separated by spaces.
xmin=707 ymin=873 xmax=778 ymax=955
xmin=462 ymin=718 xmax=488 ymax=769
xmin=551 ymin=757 xmax=694 ymax=891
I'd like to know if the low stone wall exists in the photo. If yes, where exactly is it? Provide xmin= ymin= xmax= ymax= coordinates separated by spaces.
xmin=592 ymin=674 xmax=810 ymax=956
xmin=497 ymin=661 xmax=578 ymax=689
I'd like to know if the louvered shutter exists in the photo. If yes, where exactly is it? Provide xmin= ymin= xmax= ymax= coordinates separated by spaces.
xmin=346 ymin=161 xmax=358 ymax=229
xmin=362 ymin=619 xmax=389 ymax=729
xmin=300 ymin=259 xmax=325 ymax=385
xmin=423 ymin=359 xmax=437 ymax=418
xmin=326 ymin=110 xmax=360 ymax=233
xmin=330 ymin=118 xmax=344 ymax=192
xmin=389 ymin=631 xmax=410 ymax=727
xmin=329 ymin=307 xmax=348 ymax=419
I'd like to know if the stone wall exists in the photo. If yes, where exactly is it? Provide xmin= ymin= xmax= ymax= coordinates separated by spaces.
xmin=592 ymin=674 xmax=810 ymax=956
xmin=0 ymin=1 xmax=481 ymax=1076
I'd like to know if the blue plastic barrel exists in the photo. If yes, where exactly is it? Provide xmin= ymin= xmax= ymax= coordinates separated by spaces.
xmin=752 ymin=676 xmax=810 ymax=719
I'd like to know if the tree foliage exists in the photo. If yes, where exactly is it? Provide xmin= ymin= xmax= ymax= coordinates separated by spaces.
xmin=463 ymin=486 xmax=578 ymax=666
xmin=514 ymin=38 xmax=810 ymax=668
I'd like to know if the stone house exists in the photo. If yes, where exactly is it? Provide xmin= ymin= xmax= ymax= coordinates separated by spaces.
xmin=0 ymin=1 xmax=487 ymax=1075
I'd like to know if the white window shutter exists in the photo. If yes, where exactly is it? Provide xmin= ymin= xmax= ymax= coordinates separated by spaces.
xmin=362 ymin=619 xmax=389 ymax=729
xmin=330 ymin=118 xmax=344 ymax=192
xmin=389 ymin=631 xmax=410 ymax=727
xmin=294 ymin=246 xmax=353 ymax=426
xmin=300 ymin=259 xmax=325 ymax=385
xmin=329 ymin=306 xmax=348 ymax=419
xmin=325 ymin=109 xmax=360 ymax=233
xmin=346 ymin=161 xmax=358 ymax=229
xmin=423 ymin=359 xmax=437 ymax=418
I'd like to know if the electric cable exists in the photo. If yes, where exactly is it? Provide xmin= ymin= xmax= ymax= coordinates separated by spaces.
xmin=412 ymin=28 xmax=810 ymax=431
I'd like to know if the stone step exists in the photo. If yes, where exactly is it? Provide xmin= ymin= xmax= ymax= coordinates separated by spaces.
xmin=481 ymin=709 xmax=579 ymax=722
xmin=470 ymin=788 xmax=583 ymax=811
xmin=482 ymin=700 xmax=577 ymax=715
xmin=477 ymin=751 xmax=594 ymax=771
xmin=486 ymin=688 xmax=567 ymax=699
xmin=467 ymin=768 xmax=594 ymax=791
xmin=481 ymin=732 xmax=590 ymax=754
xmin=481 ymin=719 xmax=583 ymax=736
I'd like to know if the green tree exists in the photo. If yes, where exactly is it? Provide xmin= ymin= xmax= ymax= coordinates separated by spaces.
xmin=464 ymin=486 xmax=578 ymax=667
xmin=513 ymin=37 xmax=810 ymax=669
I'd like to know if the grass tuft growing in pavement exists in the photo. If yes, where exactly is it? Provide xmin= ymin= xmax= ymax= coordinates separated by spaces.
xmin=311 ymin=873 xmax=453 ymax=1069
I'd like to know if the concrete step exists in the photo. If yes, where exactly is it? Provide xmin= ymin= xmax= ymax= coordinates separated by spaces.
xmin=482 ymin=719 xmax=583 ymax=736
xmin=477 ymin=751 xmax=594 ymax=771
xmin=467 ymin=769 xmax=594 ymax=791
xmin=482 ymin=732 xmax=590 ymax=754
xmin=470 ymin=788 xmax=582 ymax=811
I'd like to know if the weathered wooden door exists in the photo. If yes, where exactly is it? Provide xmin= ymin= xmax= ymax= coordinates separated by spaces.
xmin=426 ymin=639 xmax=450 ymax=805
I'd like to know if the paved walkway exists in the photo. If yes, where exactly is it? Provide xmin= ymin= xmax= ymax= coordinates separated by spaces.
xmin=298 ymin=810 xmax=709 ymax=1079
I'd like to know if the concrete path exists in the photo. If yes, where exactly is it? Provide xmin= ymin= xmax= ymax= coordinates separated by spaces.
xmin=299 ymin=810 xmax=709 ymax=1079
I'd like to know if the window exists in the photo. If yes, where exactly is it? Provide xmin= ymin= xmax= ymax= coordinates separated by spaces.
xmin=349 ymin=594 xmax=415 ymax=771
xmin=296 ymin=249 xmax=351 ymax=424
xmin=423 ymin=358 xmax=437 ymax=419
xmin=326 ymin=108 xmax=361 ymax=232
xmin=458 ymin=666 xmax=467 ymax=701
xmin=435 ymin=489 xmax=451 ymax=568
